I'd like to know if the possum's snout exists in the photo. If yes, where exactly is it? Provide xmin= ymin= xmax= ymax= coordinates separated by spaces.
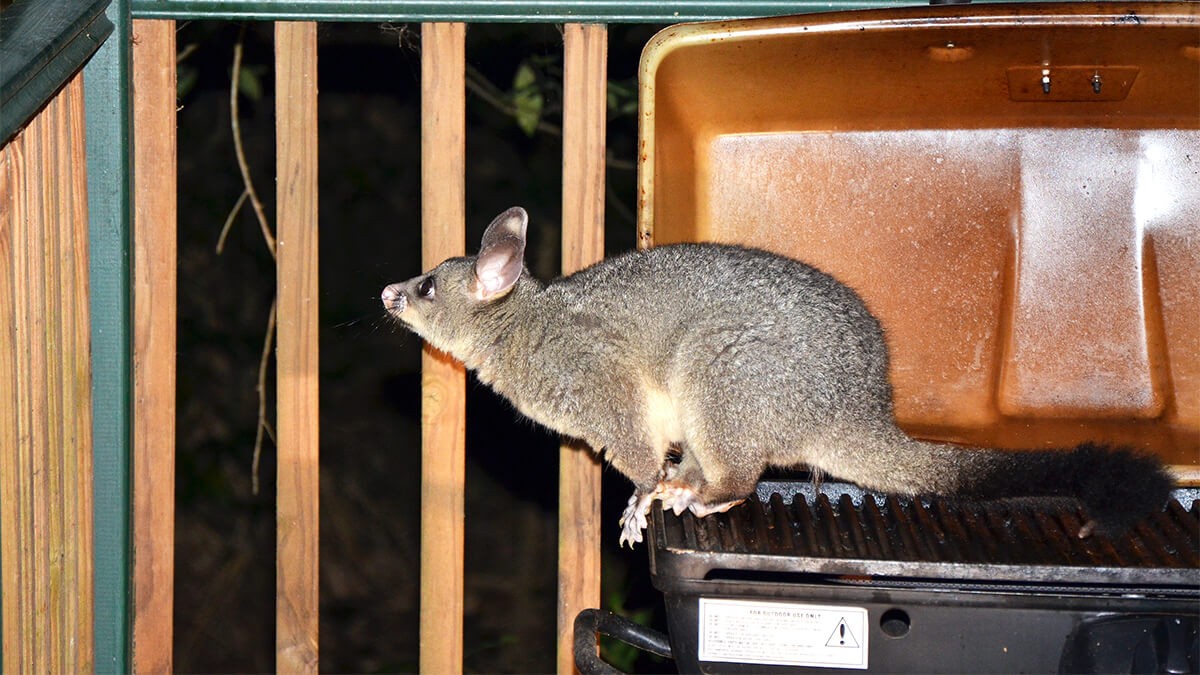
xmin=381 ymin=284 xmax=407 ymax=314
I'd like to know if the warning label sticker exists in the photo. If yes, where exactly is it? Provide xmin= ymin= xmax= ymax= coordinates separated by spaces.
xmin=698 ymin=598 xmax=868 ymax=670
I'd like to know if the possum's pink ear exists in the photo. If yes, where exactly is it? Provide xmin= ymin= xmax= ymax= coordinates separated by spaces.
xmin=474 ymin=206 xmax=527 ymax=300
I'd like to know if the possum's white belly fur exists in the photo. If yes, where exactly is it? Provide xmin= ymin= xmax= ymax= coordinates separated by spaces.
xmin=643 ymin=385 xmax=684 ymax=454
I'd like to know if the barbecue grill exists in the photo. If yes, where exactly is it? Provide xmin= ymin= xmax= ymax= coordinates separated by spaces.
xmin=574 ymin=3 xmax=1200 ymax=672
xmin=577 ymin=481 xmax=1199 ymax=673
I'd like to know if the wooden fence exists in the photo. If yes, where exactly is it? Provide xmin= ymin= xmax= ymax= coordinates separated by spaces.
xmin=126 ymin=18 xmax=607 ymax=674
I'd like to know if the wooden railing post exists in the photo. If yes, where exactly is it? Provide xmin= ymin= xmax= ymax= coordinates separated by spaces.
xmin=130 ymin=18 xmax=177 ymax=674
xmin=275 ymin=20 xmax=321 ymax=674
xmin=0 ymin=71 xmax=95 ymax=675
xmin=558 ymin=22 xmax=608 ymax=675
xmin=418 ymin=21 xmax=468 ymax=675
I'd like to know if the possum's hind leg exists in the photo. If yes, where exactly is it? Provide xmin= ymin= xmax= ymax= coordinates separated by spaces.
xmin=656 ymin=400 xmax=765 ymax=519
xmin=616 ymin=386 xmax=697 ymax=546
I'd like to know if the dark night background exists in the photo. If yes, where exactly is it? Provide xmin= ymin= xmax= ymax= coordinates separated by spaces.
xmin=172 ymin=20 xmax=669 ymax=673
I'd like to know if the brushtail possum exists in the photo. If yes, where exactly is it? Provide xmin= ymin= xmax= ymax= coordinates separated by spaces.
xmin=382 ymin=207 xmax=1173 ymax=547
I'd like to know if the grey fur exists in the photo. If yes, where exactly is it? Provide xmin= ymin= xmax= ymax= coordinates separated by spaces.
xmin=382 ymin=207 xmax=1172 ymax=546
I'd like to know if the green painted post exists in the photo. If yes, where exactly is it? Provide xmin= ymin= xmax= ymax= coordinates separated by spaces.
xmin=83 ymin=0 xmax=133 ymax=670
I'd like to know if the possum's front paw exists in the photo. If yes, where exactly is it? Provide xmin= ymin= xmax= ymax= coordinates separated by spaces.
xmin=658 ymin=483 xmax=698 ymax=516
xmin=618 ymin=492 xmax=656 ymax=548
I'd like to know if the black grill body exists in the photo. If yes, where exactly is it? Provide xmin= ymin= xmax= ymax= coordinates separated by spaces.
xmin=649 ymin=481 xmax=1200 ymax=673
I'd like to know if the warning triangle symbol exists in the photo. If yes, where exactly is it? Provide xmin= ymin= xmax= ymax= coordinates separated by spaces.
xmin=825 ymin=618 xmax=860 ymax=648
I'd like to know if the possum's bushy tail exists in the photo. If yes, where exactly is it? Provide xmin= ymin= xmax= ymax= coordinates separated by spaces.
xmin=950 ymin=443 xmax=1173 ymax=537
xmin=870 ymin=439 xmax=1175 ymax=538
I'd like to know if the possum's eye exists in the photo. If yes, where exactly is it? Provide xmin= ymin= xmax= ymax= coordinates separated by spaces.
xmin=417 ymin=276 xmax=436 ymax=299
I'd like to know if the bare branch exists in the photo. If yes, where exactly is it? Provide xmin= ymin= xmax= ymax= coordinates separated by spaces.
xmin=221 ymin=25 xmax=280 ymax=496
xmin=230 ymin=25 xmax=277 ymax=259
xmin=216 ymin=189 xmax=249 ymax=254
xmin=252 ymin=298 xmax=278 ymax=496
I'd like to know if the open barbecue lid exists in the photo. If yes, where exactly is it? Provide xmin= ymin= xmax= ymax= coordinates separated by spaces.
xmin=637 ymin=2 xmax=1200 ymax=481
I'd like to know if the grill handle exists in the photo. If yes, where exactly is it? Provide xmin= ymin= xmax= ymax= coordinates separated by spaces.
xmin=573 ymin=608 xmax=673 ymax=675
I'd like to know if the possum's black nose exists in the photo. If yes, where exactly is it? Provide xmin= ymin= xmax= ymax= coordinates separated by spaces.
xmin=381 ymin=284 xmax=407 ymax=313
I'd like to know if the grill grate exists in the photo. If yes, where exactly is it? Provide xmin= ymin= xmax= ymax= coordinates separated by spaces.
xmin=652 ymin=481 xmax=1200 ymax=590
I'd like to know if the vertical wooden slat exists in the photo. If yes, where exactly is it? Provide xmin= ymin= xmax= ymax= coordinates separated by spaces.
xmin=28 ymin=88 xmax=54 ymax=675
xmin=62 ymin=69 xmax=97 ymax=675
xmin=0 ymin=71 xmax=95 ymax=674
xmin=275 ymin=20 xmax=320 ymax=674
xmin=1 ymin=84 xmax=40 ymax=675
xmin=558 ymin=22 xmax=608 ymax=675
xmin=131 ymin=18 xmax=177 ymax=675
xmin=418 ymin=21 xmax=468 ymax=674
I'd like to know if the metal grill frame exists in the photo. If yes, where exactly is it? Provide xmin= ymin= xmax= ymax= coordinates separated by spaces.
xmin=648 ymin=480 xmax=1199 ymax=673
xmin=650 ymin=481 xmax=1200 ymax=590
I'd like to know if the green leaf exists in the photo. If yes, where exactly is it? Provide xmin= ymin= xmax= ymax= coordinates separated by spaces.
xmin=511 ymin=62 xmax=543 ymax=137
xmin=238 ymin=66 xmax=263 ymax=102
xmin=606 ymin=78 xmax=639 ymax=118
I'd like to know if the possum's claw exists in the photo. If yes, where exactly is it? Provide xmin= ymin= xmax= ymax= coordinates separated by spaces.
xmin=618 ymin=481 xmax=748 ymax=547
xmin=619 ymin=492 xmax=655 ymax=548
